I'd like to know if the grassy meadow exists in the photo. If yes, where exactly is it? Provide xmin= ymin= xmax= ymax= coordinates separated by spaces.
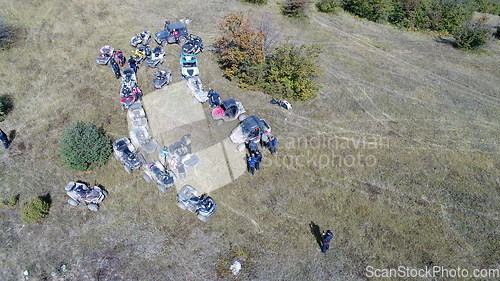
xmin=0 ymin=0 xmax=498 ymax=280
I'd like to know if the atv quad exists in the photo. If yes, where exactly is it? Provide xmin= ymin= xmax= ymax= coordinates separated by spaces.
xmin=113 ymin=137 xmax=143 ymax=173
xmin=143 ymin=162 xmax=175 ymax=193
xmin=121 ymin=68 xmax=137 ymax=89
xmin=147 ymin=46 xmax=165 ymax=68
xmin=176 ymin=185 xmax=216 ymax=222
xmin=130 ymin=30 xmax=152 ymax=48
xmin=65 ymin=181 xmax=108 ymax=211
xmin=154 ymin=21 xmax=189 ymax=46
xmin=180 ymin=53 xmax=199 ymax=78
xmin=96 ymin=45 xmax=114 ymax=65
xmin=152 ymin=69 xmax=172 ymax=89
xmin=181 ymin=34 xmax=204 ymax=54
xmin=230 ymin=115 xmax=271 ymax=151
xmin=211 ymin=98 xmax=246 ymax=126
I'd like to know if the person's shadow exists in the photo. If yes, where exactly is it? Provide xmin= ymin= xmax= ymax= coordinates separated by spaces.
xmin=8 ymin=130 xmax=16 ymax=143
xmin=309 ymin=221 xmax=322 ymax=249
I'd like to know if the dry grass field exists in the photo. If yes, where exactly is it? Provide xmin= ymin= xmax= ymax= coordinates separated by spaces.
xmin=0 ymin=0 xmax=498 ymax=280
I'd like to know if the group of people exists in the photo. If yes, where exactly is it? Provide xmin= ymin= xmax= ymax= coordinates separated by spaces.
xmin=245 ymin=133 xmax=278 ymax=175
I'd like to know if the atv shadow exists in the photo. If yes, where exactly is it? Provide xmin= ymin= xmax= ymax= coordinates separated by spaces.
xmin=309 ymin=221 xmax=322 ymax=249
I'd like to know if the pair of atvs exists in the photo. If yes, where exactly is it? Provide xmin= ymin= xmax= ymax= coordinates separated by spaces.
xmin=154 ymin=21 xmax=204 ymax=54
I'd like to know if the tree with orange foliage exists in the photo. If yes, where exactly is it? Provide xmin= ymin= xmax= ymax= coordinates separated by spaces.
xmin=215 ymin=13 xmax=265 ymax=80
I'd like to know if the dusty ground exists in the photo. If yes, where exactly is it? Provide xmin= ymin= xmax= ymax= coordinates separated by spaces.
xmin=0 ymin=0 xmax=498 ymax=280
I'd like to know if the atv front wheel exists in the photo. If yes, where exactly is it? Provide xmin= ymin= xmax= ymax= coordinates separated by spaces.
xmin=67 ymin=198 xmax=79 ymax=206
xmin=87 ymin=203 xmax=99 ymax=211
xmin=178 ymin=36 xmax=187 ymax=45
xmin=197 ymin=214 xmax=209 ymax=222
xmin=176 ymin=201 xmax=187 ymax=210
xmin=157 ymin=184 xmax=167 ymax=193
xmin=143 ymin=174 xmax=152 ymax=183
xmin=124 ymin=165 xmax=132 ymax=174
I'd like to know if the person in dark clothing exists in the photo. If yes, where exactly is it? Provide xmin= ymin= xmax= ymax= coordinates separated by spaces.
xmin=247 ymin=153 xmax=256 ymax=175
xmin=0 ymin=129 xmax=10 ymax=149
xmin=110 ymin=58 xmax=121 ymax=79
xmin=321 ymin=230 xmax=333 ymax=253
xmin=247 ymin=141 xmax=259 ymax=155
xmin=207 ymin=89 xmax=221 ymax=108
xmin=115 ymin=49 xmax=125 ymax=67
xmin=254 ymin=150 xmax=262 ymax=170
xmin=269 ymin=135 xmax=278 ymax=155
xmin=128 ymin=56 xmax=138 ymax=74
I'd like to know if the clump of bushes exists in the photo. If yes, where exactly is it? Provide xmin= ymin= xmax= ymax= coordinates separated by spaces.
xmin=215 ymin=13 xmax=265 ymax=80
xmin=0 ymin=95 xmax=13 ymax=122
xmin=244 ymin=0 xmax=267 ymax=4
xmin=282 ymin=0 xmax=309 ymax=18
xmin=0 ymin=17 xmax=21 ymax=51
xmin=59 ymin=121 xmax=112 ymax=171
xmin=1 ymin=194 xmax=19 ymax=208
xmin=20 ymin=197 xmax=50 ymax=223
xmin=317 ymin=0 xmax=342 ymax=14
xmin=246 ymin=44 xmax=322 ymax=101
xmin=453 ymin=22 xmax=490 ymax=50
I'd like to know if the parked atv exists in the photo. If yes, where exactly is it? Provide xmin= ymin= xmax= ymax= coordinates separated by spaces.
xmin=65 ymin=181 xmax=108 ymax=211
xmin=147 ymin=46 xmax=165 ymax=68
xmin=230 ymin=115 xmax=271 ymax=151
xmin=181 ymin=34 xmax=204 ymax=54
xmin=96 ymin=45 xmax=114 ymax=65
xmin=154 ymin=21 xmax=189 ymax=45
xmin=130 ymin=30 xmax=152 ymax=47
xmin=143 ymin=162 xmax=175 ymax=193
xmin=164 ymin=134 xmax=200 ymax=182
xmin=211 ymin=98 xmax=246 ymax=126
xmin=176 ymin=185 xmax=216 ymax=222
xmin=120 ymin=85 xmax=142 ymax=111
xmin=131 ymin=45 xmax=150 ymax=64
xmin=180 ymin=53 xmax=199 ymax=78
xmin=121 ymin=68 xmax=137 ymax=89
xmin=152 ymin=69 xmax=172 ymax=89
xmin=113 ymin=137 xmax=142 ymax=173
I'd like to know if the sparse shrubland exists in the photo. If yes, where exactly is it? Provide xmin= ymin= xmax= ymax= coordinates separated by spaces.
xmin=0 ymin=17 xmax=21 ymax=50
xmin=20 ymin=197 xmax=50 ymax=223
xmin=59 ymin=121 xmax=112 ymax=172
xmin=316 ymin=0 xmax=342 ymax=14
xmin=244 ymin=0 xmax=267 ymax=4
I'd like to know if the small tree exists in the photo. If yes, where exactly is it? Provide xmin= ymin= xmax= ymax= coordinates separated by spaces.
xmin=282 ymin=0 xmax=309 ymax=18
xmin=59 ymin=121 xmax=112 ymax=171
xmin=20 ymin=197 xmax=50 ymax=223
xmin=0 ymin=95 xmax=13 ymax=122
xmin=317 ymin=0 xmax=342 ymax=14
xmin=453 ymin=22 xmax=490 ymax=50
xmin=215 ymin=13 xmax=265 ymax=80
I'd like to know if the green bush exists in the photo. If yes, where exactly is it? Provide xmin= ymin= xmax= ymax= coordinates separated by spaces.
xmin=244 ymin=0 xmax=267 ymax=4
xmin=0 ymin=95 xmax=13 ymax=122
xmin=1 ymin=194 xmax=19 ymax=208
xmin=20 ymin=197 xmax=50 ymax=223
xmin=282 ymin=0 xmax=309 ymax=18
xmin=246 ymin=44 xmax=322 ymax=101
xmin=59 ymin=121 xmax=112 ymax=171
xmin=466 ymin=0 xmax=500 ymax=15
xmin=453 ymin=22 xmax=490 ymax=50
xmin=342 ymin=0 xmax=394 ymax=22
xmin=317 ymin=0 xmax=342 ymax=14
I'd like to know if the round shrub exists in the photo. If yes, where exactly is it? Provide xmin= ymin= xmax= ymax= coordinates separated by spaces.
xmin=59 ymin=121 xmax=112 ymax=171
xmin=317 ymin=0 xmax=341 ymax=14
xmin=1 ymin=194 xmax=19 ymax=208
xmin=20 ymin=197 xmax=50 ymax=223
xmin=453 ymin=22 xmax=490 ymax=50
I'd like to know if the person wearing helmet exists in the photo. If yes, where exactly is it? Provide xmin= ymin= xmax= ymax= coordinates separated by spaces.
xmin=321 ymin=230 xmax=333 ymax=253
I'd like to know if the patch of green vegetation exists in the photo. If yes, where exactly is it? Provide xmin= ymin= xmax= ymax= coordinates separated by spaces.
xmin=317 ymin=0 xmax=342 ymax=14
xmin=20 ymin=197 xmax=50 ymax=223
xmin=0 ymin=95 xmax=13 ymax=122
xmin=59 ymin=121 xmax=112 ymax=172
xmin=282 ymin=0 xmax=309 ymax=18
xmin=453 ymin=22 xmax=490 ymax=50
xmin=244 ymin=0 xmax=267 ymax=4
xmin=1 ymin=194 xmax=19 ymax=208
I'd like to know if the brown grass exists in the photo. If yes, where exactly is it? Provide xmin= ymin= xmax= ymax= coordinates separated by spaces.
xmin=0 ymin=0 xmax=498 ymax=280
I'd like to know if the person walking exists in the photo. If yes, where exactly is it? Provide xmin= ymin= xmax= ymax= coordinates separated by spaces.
xmin=255 ymin=150 xmax=262 ymax=171
xmin=321 ymin=230 xmax=333 ymax=254
xmin=247 ymin=153 xmax=256 ymax=175
xmin=269 ymin=135 xmax=278 ymax=155
xmin=0 ymin=129 xmax=10 ymax=149
xmin=247 ymin=141 xmax=259 ymax=155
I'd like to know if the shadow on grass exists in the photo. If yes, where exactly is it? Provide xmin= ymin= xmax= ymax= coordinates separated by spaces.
xmin=40 ymin=193 xmax=52 ymax=207
xmin=8 ymin=129 xmax=16 ymax=143
xmin=309 ymin=221 xmax=322 ymax=249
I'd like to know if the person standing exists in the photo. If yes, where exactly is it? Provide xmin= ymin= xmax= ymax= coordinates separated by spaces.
xmin=255 ymin=150 xmax=262 ymax=171
xmin=321 ymin=230 xmax=333 ymax=254
xmin=128 ymin=56 xmax=138 ymax=74
xmin=269 ymin=135 xmax=278 ymax=155
xmin=247 ymin=141 xmax=259 ymax=155
xmin=247 ymin=154 xmax=256 ymax=175
xmin=207 ymin=89 xmax=221 ymax=108
xmin=0 ymin=129 xmax=10 ymax=149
